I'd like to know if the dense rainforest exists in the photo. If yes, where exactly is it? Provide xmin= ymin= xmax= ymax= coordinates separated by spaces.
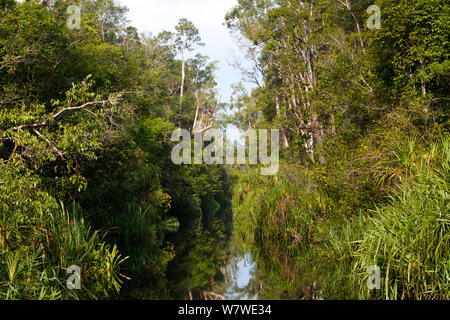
xmin=0 ymin=0 xmax=232 ymax=299
xmin=227 ymin=0 xmax=449 ymax=300
xmin=0 ymin=0 xmax=448 ymax=300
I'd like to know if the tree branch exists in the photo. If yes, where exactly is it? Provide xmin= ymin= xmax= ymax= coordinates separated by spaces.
xmin=32 ymin=128 xmax=65 ymax=159
xmin=8 ymin=99 xmax=114 ymax=131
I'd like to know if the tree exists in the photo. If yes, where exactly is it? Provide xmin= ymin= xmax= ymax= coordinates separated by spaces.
xmin=0 ymin=1 xmax=230 ymax=300
xmin=189 ymin=54 xmax=219 ymax=134
xmin=175 ymin=18 xmax=204 ymax=128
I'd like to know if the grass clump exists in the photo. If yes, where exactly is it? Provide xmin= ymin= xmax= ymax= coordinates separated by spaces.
xmin=0 ymin=202 xmax=128 ymax=300
xmin=353 ymin=138 xmax=449 ymax=299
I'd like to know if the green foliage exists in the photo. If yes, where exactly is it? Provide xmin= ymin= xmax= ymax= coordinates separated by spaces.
xmin=0 ymin=0 xmax=229 ymax=300
xmin=175 ymin=18 xmax=203 ymax=52
xmin=0 ymin=202 xmax=127 ymax=299
xmin=1 ymin=0 xmax=447 ymax=301
xmin=353 ymin=138 xmax=450 ymax=300
xmin=232 ymin=138 xmax=449 ymax=300
xmin=227 ymin=0 xmax=448 ymax=300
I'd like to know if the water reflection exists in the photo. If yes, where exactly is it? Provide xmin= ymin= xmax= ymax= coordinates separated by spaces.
xmin=224 ymin=252 xmax=258 ymax=300
xmin=165 ymin=201 xmax=351 ymax=300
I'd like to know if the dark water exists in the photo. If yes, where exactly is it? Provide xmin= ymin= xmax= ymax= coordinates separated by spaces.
xmin=162 ymin=194 xmax=349 ymax=300
xmin=163 ymin=203 xmax=265 ymax=300
xmin=165 ymin=214 xmax=320 ymax=300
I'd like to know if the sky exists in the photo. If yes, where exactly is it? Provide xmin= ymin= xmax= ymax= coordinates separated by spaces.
xmin=120 ymin=0 xmax=247 ymax=104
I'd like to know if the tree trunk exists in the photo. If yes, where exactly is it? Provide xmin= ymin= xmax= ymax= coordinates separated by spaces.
xmin=330 ymin=113 xmax=336 ymax=135
xmin=275 ymin=96 xmax=289 ymax=148
xmin=192 ymin=69 xmax=200 ymax=135
xmin=179 ymin=46 xmax=185 ymax=128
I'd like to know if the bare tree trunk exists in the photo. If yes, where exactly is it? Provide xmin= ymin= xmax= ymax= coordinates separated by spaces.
xmin=311 ymin=114 xmax=322 ymax=145
xmin=191 ymin=98 xmax=200 ymax=134
xmin=192 ymin=70 xmax=200 ymax=135
xmin=330 ymin=113 xmax=336 ymax=135
xmin=179 ymin=46 xmax=185 ymax=128
xmin=275 ymin=96 xmax=289 ymax=148
xmin=192 ymin=93 xmax=200 ymax=135
xmin=311 ymin=113 xmax=325 ymax=164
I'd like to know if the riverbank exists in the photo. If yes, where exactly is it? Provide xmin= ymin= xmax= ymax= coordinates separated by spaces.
xmin=231 ymin=138 xmax=449 ymax=300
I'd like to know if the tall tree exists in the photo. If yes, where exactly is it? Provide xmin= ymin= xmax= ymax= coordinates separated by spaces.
xmin=189 ymin=54 xmax=219 ymax=134
xmin=175 ymin=18 xmax=203 ymax=127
